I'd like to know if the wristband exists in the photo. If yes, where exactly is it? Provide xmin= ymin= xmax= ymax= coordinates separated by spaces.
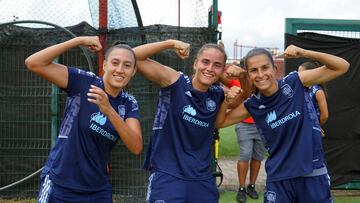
xmin=227 ymin=79 xmax=241 ymax=88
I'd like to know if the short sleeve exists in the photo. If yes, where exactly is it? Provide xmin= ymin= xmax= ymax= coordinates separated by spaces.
xmin=125 ymin=95 xmax=140 ymax=120
xmin=66 ymin=67 xmax=98 ymax=96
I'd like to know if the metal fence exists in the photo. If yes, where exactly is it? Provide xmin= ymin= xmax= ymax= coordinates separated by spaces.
xmin=0 ymin=21 xmax=216 ymax=202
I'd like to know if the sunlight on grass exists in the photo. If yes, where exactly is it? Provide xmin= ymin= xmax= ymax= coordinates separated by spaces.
xmin=219 ymin=125 xmax=239 ymax=157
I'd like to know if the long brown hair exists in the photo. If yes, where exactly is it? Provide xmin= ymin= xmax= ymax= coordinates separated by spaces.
xmin=237 ymin=59 xmax=254 ymax=99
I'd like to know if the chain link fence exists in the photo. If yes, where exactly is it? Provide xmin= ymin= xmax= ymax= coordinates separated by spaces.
xmin=0 ymin=1 xmax=216 ymax=202
xmin=0 ymin=0 xmax=211 ymax=29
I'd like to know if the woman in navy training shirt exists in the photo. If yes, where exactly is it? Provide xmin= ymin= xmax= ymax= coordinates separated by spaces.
xmin=217 ymin=45 xmax=349 ymax=203
xmin=25 ymin=36 xmax=143 ymax=203
xmin=298 ymin=61 xmax=329 ymax=136
xmin=133 ymin=40 xmax=240 ymax=203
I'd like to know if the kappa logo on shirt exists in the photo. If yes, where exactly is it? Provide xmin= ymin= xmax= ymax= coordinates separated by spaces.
xmin=259 ymin=105 xmax=266 ymax=109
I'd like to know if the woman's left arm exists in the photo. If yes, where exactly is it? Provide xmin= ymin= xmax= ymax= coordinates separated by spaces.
xmin=284 ymin=45 xmax=349 ymax=86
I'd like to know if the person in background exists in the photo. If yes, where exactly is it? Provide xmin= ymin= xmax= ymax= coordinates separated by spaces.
xmin=220 ymin=59 xmax=265 ymax=203
xmin=298 ymin=61 xmax=329 ymax=136
xmin=133 ymin=39 xmax=240 ymax=203
xmin=25 ymin=36 xmax=142 ymax=203
xmin=217 ymin=45 xmax=349 ymax=203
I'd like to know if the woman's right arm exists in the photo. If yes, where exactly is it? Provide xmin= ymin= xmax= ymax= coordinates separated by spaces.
xmin=25 ymin=36 xmax=102 ymax=89
xmin=216 ymin=102 xmax=250 ymax=128
xmin=133 ymin=40 xmax=190 ymax=87
xmin=216 ymin=85 xmax=249 ymax=128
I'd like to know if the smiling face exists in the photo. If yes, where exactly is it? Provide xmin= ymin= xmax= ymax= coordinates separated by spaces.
xmin=102 ymin=47 xmax=136 ymax=96
xmin=246 ymin=54 xmax=278 ymax=96
xmin=192 ymin=47 xmax=225 ymax=92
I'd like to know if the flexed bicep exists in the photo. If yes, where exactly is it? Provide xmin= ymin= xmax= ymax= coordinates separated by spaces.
xmin=285 ymin=44 xmax=349 ymax=86
xmin=136 ymin=59 xmax=179 ymax=87
xmin=25 ymin=36 xmax=103 ymax=89
xmin=216 ymin=102 xmax=250 ymax=128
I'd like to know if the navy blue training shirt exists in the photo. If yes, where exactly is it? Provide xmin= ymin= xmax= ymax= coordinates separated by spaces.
xmin=144 ymin=73 xmax=224 ymax=180
xmin=43 ymin=67 xmax=139 ymax=192
xmin=244 ymin=71 xmax=325 ymax=182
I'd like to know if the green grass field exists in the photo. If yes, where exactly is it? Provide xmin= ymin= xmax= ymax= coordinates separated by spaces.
xmin=218 ymin=125 xmax=238 ymax=157
xmin=219 ymin=191 xmax=360 ymax=203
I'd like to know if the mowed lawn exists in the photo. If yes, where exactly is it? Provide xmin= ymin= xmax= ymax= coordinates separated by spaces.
xmin=218 ymin=125 xmax=239 ymax=157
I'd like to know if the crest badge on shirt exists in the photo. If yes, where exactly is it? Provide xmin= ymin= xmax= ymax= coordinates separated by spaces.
xmin=118 ymin=105 xmax=126 ymax=119
xmin=206 ymin=98 xmax=216 ymax=112
xmin=281 ymin=84 xmax=294 ymax=98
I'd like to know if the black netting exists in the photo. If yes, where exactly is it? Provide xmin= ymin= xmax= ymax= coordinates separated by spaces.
xmin=0 ymin=22 xmax=216 ymax=201
xmin=0 ymin=0 xmax=209 ymax=29
xmin=285 ymin=33 xmax=360 ymax=186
